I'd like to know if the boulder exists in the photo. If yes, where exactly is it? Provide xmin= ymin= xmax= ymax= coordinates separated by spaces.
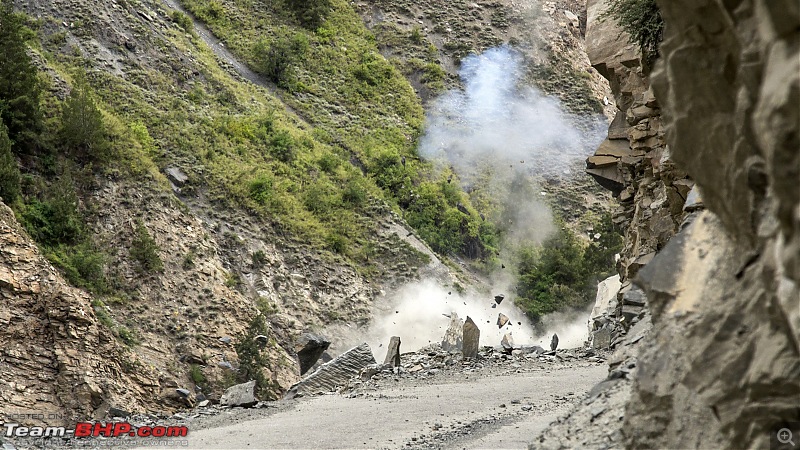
xmin=591 ymin=275 xmax=622 ymax=328
xmin=296 ymin=333 xmax=331 ymax=376
xmin=165 ymin=167 xmax=188 ymax=187
xmin=441 ymin=312 xmax=464 ymax=352
xmin=285 ymin=343 xmax=376 ymax=398
xmin=563 ymin=9 xmax=580 ymax=27
xmin=589 ymin=275 xmax=622 ymax=344
xmin=462 ymin=317 xmax=480 ymax=359
xmin=592 ymin=326 xmax=612 ymax=350
xmin=501 ymin=333 xmax=515 ymax=352
xmin=383 ymin=336 xmax=401 ymax=367
xmin=683 ymin=185 xmax=704 ymax=212
xmin=220 ymin=381 xmax=257 ymax=408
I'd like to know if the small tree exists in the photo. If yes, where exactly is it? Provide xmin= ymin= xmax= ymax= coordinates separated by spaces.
xmin=0 ymin=0 xmax=42 ymax=153
xmin=0 ymin=121 xmax=20 ymax=203
xmin=235 ymin=315 xmax=280 ymax=400
xmin=61 ymin=75 xmax=109 ymax=161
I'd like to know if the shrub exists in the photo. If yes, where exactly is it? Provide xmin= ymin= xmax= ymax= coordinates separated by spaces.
xmin=235 ymin=315 xmax=281 ymax=400
xmin=0 ymin=121 xmax=20 ymax=203
xmin=269 ymin=129 xmax=295 ymax=163
xmin=409 ymin=26 xmax=424 ymax=44
xmin=170 ymin=10 xmax=193 ymax=32
xmin=202 ymin=0 xmax=225 ymax=21
xmin=341 ymin=177 xmax=367 ymax=207
xmin=252 ymin=32 xmax=309 ymax=88
xmin=49 ymin=241 xmax=107 ymax=293
xmin=303 ymin=180 xmax=338 ymax=214
xmin=182 ymin=251 xmax=195 ymax=269
xmin=130 ymin=219 xmax=163 ymax=273
xmin=251 ymin=250 xmax=267 ymax=267
xmin=189 ymin=364 xmax=206 ymax=385
xmin=249 ymin=174 xmax=275 ymax=205
xmin=325 ymin=232 xmax=347 ymax=254
xmin=600 ymin=0 xmax=664 ymax=64
xmin=353 ymin=54 xmax=394 ymax=87
xmin=117 ymin=326 xmax=138 ymax=347
xmin=20 ymin=172 xmax=84 ymax=246
xmin=284 ymin=0 xmax=331 ymax=29
xmin=317 ymin=153 xmax=340 ymax=174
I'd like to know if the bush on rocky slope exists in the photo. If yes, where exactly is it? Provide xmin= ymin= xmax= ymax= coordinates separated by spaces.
xmin=0 ymin=122 xmax=20 ymax=203
xmin=600 ymin=0 xmax=663 ymax=64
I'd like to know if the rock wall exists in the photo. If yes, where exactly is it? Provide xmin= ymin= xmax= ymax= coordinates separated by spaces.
xmin=584 ymin=0 xmax=692 ymax=349
xmin=578 ymin=0 xmax=799 ymax=448
xmin=626 ymin=1 xmax=800 ymax=447
xmin=0 ymin=202 xmax=159 ymax=426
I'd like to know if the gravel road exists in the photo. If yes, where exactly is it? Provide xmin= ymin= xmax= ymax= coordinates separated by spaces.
xmin=146 ymin=361 xmax=605 ymax=449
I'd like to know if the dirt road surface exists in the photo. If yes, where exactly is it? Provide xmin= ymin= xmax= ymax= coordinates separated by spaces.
xmin=144 ymin=363 xmax=604 ymax=449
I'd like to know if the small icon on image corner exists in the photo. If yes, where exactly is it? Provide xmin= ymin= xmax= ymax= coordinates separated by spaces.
xmin=773 ymin=423 xmax=800 ymax=450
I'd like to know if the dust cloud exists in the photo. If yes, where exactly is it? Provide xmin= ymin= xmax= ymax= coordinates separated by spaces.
xmin=419 ymin=45 xmax=605 ymax=250
xmin=361 ymin=47 xmax=605 ymax=358
xmin=364 ymin=279 xmax=536 ymax=354
xmin=419 ymin=45 xmax=605 ymax=182
xmin=364 ymin=279 xmax=591 ymax=358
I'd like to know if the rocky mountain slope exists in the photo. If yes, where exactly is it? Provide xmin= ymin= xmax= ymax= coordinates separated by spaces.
xmin=540 ymin=0 xmax=800 ymax=448
xmin=0 ymin=0 xmax=614 ymax=429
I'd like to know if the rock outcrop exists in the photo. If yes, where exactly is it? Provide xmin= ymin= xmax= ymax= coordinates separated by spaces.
xmin=554 ymin=0 xmax=800 ymax=448
xmin=0 ymin=202 xmax=160 ymax=426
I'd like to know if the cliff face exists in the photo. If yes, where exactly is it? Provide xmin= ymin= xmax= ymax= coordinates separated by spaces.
xmin=0 ymin=202 xmax=159 ymax=426
xmin=628 ymin=1 xmax=800 ymax=447
xmin=579 ymin=0 xmax=799 ymax=448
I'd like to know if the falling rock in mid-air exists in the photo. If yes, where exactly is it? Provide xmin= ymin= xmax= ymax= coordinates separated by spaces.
xmin=497 ymin=313 xmax=509 ymax=329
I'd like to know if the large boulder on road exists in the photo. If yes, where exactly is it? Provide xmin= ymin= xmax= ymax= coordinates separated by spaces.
xmin=284 ymin=343 xmax=376 ymax=398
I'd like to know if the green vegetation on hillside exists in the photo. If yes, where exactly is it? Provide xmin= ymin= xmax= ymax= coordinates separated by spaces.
xmin=1 ymin=0 xmax=620 ymax=328
xmin=601 ymin=0 xmax=664 ymax=64
xmin=175 ymin=0 xmax=496 ymax=258
xmin=0 ymin=0 xmax=161 ymax=299
xmin=0 ymin=122 xmax=20 ymax=203
xmin=0 ymin=0 xmax=499 ymax=310
xmin=0 ymin=0 xmax=41 ymax=154
xmin=515 ymin=214 xmax=622 ymax=323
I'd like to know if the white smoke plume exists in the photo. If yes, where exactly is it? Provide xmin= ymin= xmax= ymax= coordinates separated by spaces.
xmin=362 ymin=280 xmax=592 ymax=359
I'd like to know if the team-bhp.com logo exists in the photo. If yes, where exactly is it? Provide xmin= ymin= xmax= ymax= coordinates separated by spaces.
xmin=1 ymin=422 xmax=188 ymax=438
